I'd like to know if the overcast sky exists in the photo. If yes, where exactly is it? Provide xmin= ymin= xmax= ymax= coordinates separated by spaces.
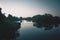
xmin=0 ymin=0 xmax=60 ymax=17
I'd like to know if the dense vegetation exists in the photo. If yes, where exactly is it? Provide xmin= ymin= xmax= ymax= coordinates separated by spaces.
xmin=0 ymin=8 xmax=20 ymax=40
xmin=32 ymin=14 xmax=60 ymax=30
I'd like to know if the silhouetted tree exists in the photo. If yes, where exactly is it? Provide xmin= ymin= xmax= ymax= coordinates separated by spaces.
xmin=0 ymin=8 xmax=21 ymax=40
xmin=7 ymin=14 xmax=20 ymax=22
xmin=32 ymin=13 xmax=60 ymax=30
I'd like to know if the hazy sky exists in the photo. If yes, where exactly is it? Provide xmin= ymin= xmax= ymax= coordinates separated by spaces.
xmin=0 ymin=0 xmax=60 ymax=17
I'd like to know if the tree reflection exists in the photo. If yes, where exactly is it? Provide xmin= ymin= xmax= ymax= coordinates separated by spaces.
xmin=32 ymin=13 xmax=60 ymax=30
xmin=33 ymin=22 xmax=59 ymax=30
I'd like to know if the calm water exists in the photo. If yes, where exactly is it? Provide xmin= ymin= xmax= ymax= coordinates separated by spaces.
xmin=16 ymin=20 xmax=60 ymax=40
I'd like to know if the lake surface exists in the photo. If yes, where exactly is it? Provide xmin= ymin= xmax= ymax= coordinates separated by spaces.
xmin=16 ymin=20 xmax=60 ymax=40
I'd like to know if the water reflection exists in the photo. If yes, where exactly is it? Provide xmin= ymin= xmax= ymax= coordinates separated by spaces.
xmin=17 ymin=21 xmax=60 ymax=40
xmin=33 ymin=22 xmax=59 ymax=30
